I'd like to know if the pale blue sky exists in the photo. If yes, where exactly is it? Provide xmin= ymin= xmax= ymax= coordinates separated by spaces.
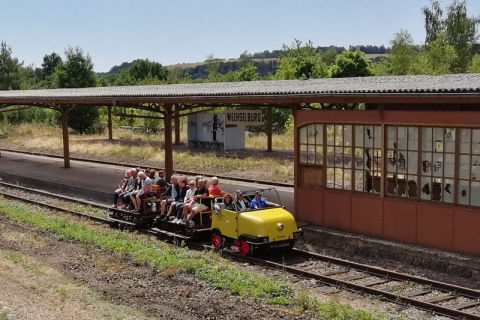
xmin=2 ymin=0 xmax=480 ymax=72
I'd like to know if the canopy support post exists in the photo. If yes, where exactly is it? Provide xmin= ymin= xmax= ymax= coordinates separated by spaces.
xmin=107 ymin=106 xmax=113 ymax=140
xmin=174 ymin=115 xmax=181 ymax=145
xmin=163 ymin=104 xmax=173 ymax=181
xmin=267 ymin=107 xmax=273 ymax=152
xmin=61 ymin=107 xmax=70 ymax=168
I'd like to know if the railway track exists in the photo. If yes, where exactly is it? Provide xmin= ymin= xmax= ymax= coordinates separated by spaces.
xmin=0 ymin=148 xmax=293 ymax=188
xmin=1 ymin=181 xmax=480 ymax=319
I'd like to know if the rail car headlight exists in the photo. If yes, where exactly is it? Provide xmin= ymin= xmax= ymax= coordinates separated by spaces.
xmin=277 ymin=223 xmax=284 ymax=231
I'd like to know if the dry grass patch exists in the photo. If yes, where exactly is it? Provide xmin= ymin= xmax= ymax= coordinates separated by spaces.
xmin=163 ymin=267 xmax=179 ymax=277
xmin=1 ymin=123 xmax=294 ymax=183
xmin=0 ymin=249 xmax=158 ymax=320
xmin=78 ymin=244 xmax=125 ymax=274
xmin=1 ymin=231 xmax=47 ymax=248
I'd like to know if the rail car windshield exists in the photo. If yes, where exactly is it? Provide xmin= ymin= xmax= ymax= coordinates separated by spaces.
xmin=232 ymin=188 xmax=284 ymax=212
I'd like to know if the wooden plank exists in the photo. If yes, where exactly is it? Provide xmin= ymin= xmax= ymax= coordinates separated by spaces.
xmin=361 ymin=279 xmax=390 ymax=287
xmin=452 ymin=301 xmax=480 ymax=310
xmin=402 ymin=290 xmax=432 ymax=298
xmin=423 ymin=295 xmax=456 ymax=304
xmin=341 ymin=275 xmax=369 ymax=282
xmin=321 ymin=269 xmax=349 ymax=276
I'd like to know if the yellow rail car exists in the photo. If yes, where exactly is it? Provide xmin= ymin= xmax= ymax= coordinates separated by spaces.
xmin=211 ymin=188 xmax=303 ymax=255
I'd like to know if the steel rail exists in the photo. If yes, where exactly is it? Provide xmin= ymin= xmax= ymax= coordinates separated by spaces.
xmin=1 ymin=182 xmax=480 ymax=319
xmin=0 ymin=148 xmax=293 ymax=188
xmin=228 ymin=252 xmax=480 ymax=320
xmin=292 ymin=249 xmax=480 ymax=299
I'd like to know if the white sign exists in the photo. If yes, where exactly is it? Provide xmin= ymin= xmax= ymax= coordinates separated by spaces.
xmin=226 ymin=110 xmax=262 ymax=126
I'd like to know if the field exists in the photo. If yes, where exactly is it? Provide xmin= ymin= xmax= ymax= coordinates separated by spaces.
xmin=0 ymin=124 xmax=294 ymax=183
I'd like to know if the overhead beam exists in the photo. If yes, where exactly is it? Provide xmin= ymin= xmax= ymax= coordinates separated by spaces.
xmin=172 ymin=107 xmax=214 ymax=118
xmin=0 ymin=106 xmax=30 ymax=113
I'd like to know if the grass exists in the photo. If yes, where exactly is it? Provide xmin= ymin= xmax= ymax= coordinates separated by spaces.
xmin=0 ymin=197 xmax=404 ymax=320
xmin=1 ymin=123 xmax=294 ymax=183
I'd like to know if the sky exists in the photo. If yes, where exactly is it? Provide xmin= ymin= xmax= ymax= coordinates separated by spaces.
xmin=2 ymin=0 xmax=480 ymax=73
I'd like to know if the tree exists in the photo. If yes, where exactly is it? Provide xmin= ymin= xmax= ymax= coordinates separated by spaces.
xmin=330 ymin=50 xmax=374 ymax=78
xmin=54 ymin=46 xmax=96 ymax=88
xmin=41 ymin=52 xmax=62 ymax=79
xmin=422 ymin=0 xmax=480 ymax=72
xmin=468 ymin=54 xmax=480 ymax=72
xmin=276 ymin=39 xmax=330 ymax=80
xmin=205 ymin=54 xmax=221 ymax=82
xmin=389 ymin=30 xmax=418 ymax=75
xmin=129 ymin=59 xmax=168 ymax=83
xmin=0 ymin=41 xmax=23 ymax=90
xmin=167 ymin=67 xmax=191 ymax=84
xmin=53 ymin=46 xmax=100 ymax=134
xmin=238 ymin=64 xmax=259 ymax=81
xmin=115 ymin=70 xmax=134 ymax=86
xmin=410 ymin=32 xmax=457 ymax=75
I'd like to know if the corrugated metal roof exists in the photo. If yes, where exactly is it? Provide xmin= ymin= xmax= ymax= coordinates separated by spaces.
xmin=1 ymin=74 xmax=480 ymax=99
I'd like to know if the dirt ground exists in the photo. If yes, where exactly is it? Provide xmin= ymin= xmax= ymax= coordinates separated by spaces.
xmin=0 ymin=217 xmax=318 ymax=320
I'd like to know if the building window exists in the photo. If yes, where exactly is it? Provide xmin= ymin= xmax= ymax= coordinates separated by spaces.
xmin=386 ymin=127 xmax=419 ymax=198
xmin=299 ymin=124 xmax=323 ymax=187
xmin=420 ymin=127 xmax=455 ymax=203
xmin=325 ymin=125 xmax=353 ymax=190
xmin=459 ymin=129 xmax=480 ymax=206
xmin=354 ymin=125 xmax=382 ymax=193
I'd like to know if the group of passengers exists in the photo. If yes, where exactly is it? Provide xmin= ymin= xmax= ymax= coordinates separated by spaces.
xmin=113 ymin=168 xmax=278 ymax=226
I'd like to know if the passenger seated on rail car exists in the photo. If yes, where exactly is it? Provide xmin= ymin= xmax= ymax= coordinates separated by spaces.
xmin=220 ymin=193 xmax=234 ymax=211
xmin=130 ymin=171 xmax=152 ymax=213
xmin=173 ymin=180 xmax=196 ymax=223
xmin=208 ymin=177 xmax=226 ymax=197
xmin=164 ymin=177 xmax=188 ymax=220
xmin=183 ymin=179 xmax=210 ymax=227
xmin=121 ymin=168 xmax=138 ymax=207
xmin=235 ymin=191 xmax=249 ymax=211
xmin=250 ymin=191 xmax=278 ymax=209
xmin=159 ymin=176 xmax=181 ymax=219
xmin=154 ymin=170 xmax=169 ymax=192
xmin=112 ymin=169 xmax=131 ymax=207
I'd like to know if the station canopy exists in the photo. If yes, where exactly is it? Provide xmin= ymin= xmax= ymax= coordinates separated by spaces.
xmin=1 ymin=74 xmax=480 ymax=109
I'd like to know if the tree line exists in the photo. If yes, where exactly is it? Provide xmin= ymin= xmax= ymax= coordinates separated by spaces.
xmin=1 ymin=0 xmax=479 ymax=135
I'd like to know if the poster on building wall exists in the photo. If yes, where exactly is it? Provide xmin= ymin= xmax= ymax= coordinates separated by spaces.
xmin=226 ymin=110 xmax=262 ymax=126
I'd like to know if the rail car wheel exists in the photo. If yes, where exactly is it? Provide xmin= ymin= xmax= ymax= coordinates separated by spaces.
xmin=238 ymin=240 xmax=250 ymax=256
xmin=211 ymin=230 xmax=223 ymax=250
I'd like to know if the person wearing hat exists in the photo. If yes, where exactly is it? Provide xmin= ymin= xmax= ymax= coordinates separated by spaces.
xmin=250 ymin=191 xmax=278 ymax=209
xmin=235 ymin=190 xmax=249 ymax=211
